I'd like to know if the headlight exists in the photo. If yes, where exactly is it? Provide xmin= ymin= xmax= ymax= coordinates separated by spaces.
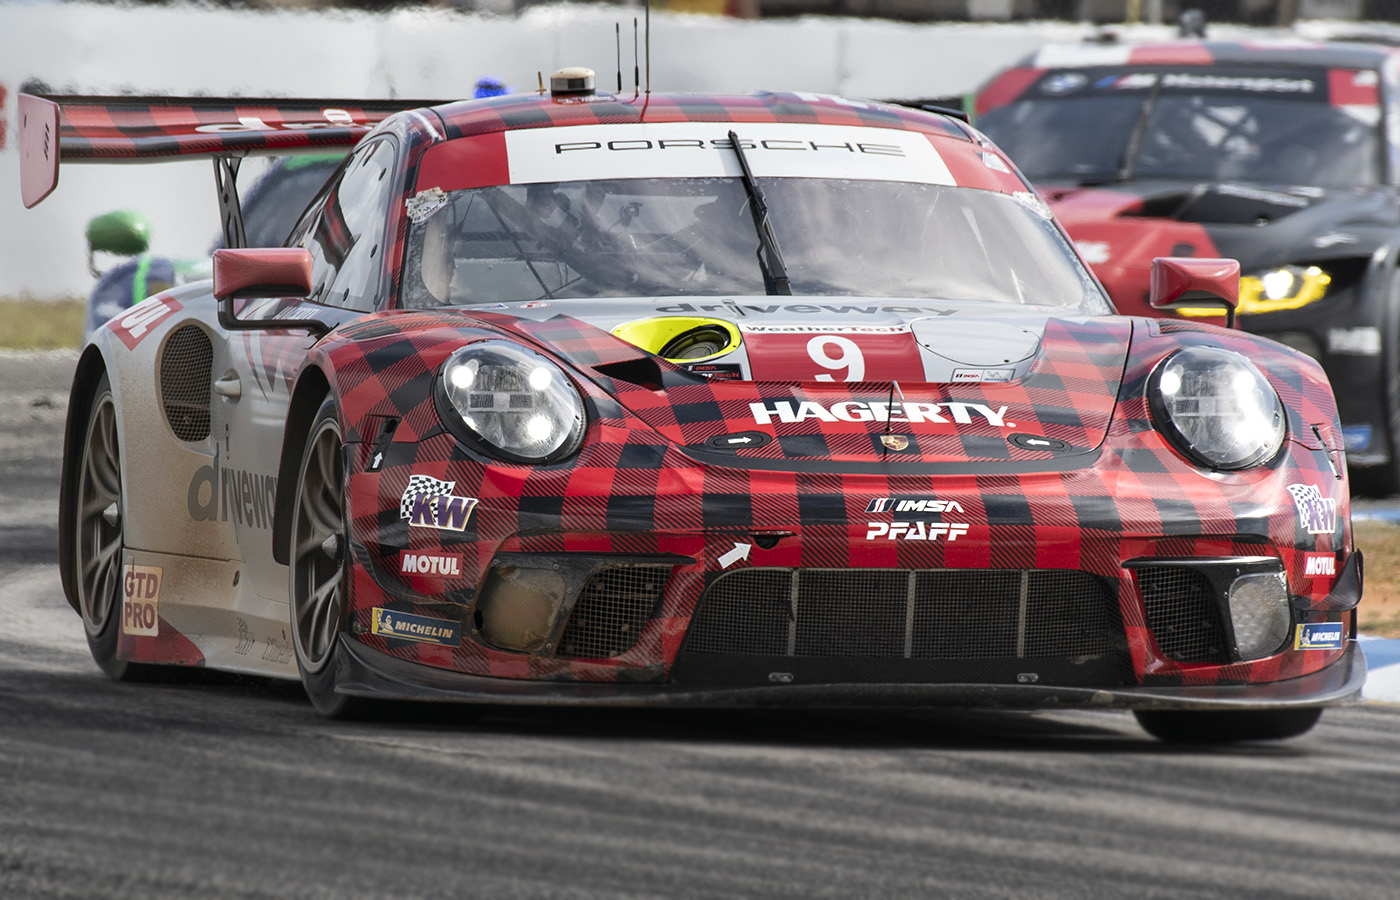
xmin=1176 ymin=264 xmax=1330 ymax=318
xmin=1148 ymin=346 xmax=1285 ymax=470
xmin=437 ymin=341 xmax=585 ymax=464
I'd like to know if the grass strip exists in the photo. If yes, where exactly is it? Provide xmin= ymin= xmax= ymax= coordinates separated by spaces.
xmin=0 ymin=297 xmax=85 ymax=351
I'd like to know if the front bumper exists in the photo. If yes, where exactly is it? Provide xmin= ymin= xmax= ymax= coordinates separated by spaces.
xmin=335 ymin=636 xmax=1367 ymax=711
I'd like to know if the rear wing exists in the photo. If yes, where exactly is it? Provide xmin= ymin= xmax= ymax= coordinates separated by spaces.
xmin=18 ymin=93 xmax=447 ymax=246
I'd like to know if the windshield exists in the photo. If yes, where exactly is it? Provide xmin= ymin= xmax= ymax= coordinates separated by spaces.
xmin=978 ymin=67 xmax=1381 ymax=189
xmin=401 ymin=177 xmax=1107 ymax=312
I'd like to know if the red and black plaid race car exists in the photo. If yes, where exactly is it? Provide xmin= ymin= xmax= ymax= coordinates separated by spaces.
xmin=19 ymin=69 xmax=1363 ymax=741
xmin=974 ymin=37 xmax=1400 ymax=495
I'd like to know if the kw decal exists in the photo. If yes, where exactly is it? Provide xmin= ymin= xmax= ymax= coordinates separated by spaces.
xmin=1287 ymin=484 xmax=1337 ymax=535
xmin=399 ymin=475 xmax=479 ymax=532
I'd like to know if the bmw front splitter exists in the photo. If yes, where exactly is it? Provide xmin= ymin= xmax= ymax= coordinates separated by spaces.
xmin=335 ymin=638 xmax=1366 ymax=712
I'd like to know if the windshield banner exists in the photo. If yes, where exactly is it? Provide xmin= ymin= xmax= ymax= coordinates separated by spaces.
xmin=501 ymin=122 xmax=955 ymax=186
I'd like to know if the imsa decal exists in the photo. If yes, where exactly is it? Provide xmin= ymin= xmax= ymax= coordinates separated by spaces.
xmin=400 ymin=475 xmax=479 ymax=532
xmin=370 ymin=608 xmax=461 ymax=647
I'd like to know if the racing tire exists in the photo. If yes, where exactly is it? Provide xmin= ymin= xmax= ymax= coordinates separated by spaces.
xmin=288 ymin=396 xmax=380 ymax=719
xmin=1132 ymin=707 xmax=1323 ymax=743
xmin=72 ymin=373 xmax=166 ymax=681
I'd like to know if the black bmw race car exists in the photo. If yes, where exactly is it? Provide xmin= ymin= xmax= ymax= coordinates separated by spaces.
xmin=975 ymin=37 xmax=1400 ymax=494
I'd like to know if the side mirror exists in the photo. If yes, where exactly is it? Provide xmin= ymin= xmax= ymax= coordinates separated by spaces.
xmin=1149 ymin=256 xmax=1241 ymax=329
xmin=212 ymin=248 xmax=329 ymax=336
xmin=85 ymin=209 xmax=152 ymax=276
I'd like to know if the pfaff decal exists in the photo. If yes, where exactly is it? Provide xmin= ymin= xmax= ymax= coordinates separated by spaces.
xmin=121 ymin=563 xmax=161 ymax=637
xmin=370 ymin=608 xmax=462 ymax=647
xmin=865 ymin=497 xmax=965 ymax=515
xmin=1303 ymin=554 xmax=1336 ymax=577
xmin=1287 ymin=484 xmax=1337 ymax=535
xmin=750 ymin=400 xmax=1012 ymax=428
xmin=1294 ymin=622 xmax=1345 ymax=651
xmin=110 ymin=295 xmax=182 ymax=350
xmin=399 ymin=475 xmax=479 ymax=532
xmin=866 ymin=522 xmax=970 ymax=542
xmin=400 ymin=553 xmax=462 ymax=577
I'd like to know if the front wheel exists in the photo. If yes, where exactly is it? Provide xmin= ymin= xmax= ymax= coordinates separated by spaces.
xmin=1133 ymin=707 xmax=1323 ymax=743
xmin=288 ymin=396 xmax=377 ymax=719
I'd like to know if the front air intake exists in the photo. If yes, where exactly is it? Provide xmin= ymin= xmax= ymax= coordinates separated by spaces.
xmin=159 ymin=325 xmax=213 ymax=442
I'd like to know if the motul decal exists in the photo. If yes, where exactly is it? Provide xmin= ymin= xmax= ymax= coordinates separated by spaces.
xmin=401 ymin=553 xmax=462 ymax=576
xmin=1303 ymin=553 xmax=1336 ymax=577
xmin=122 ymin=563 xmax=161 ymax=637
xmin=110 ymin=295 xmax=182 ymax=350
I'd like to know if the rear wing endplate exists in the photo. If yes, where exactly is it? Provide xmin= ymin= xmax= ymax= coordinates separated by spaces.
xmin=18 ymin=92 xmax=447 ymax=209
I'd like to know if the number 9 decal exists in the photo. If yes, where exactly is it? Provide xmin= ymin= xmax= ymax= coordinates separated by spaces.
xmin=809 ymin=335 xmax=865 ymax=382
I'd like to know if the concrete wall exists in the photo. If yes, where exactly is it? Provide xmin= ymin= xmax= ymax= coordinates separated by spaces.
xmin=0 ymin=2 xmax=1261 ymax=298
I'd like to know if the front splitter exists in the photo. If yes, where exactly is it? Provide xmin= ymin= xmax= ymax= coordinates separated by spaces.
xmin=335 ymin=639 xmax=1367 ymax=712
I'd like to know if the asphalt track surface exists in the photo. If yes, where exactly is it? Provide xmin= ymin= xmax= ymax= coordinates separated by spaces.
xmin=4 ymin=352 xmax=1400 ymax=900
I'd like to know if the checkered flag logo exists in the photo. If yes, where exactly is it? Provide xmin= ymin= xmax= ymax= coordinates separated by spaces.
xmin=400 ymin=475 xmax=456 ymax=521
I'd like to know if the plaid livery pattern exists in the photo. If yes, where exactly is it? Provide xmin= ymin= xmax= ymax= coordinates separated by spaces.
xmin=310 ymin=304 xmax=1352 ymax=691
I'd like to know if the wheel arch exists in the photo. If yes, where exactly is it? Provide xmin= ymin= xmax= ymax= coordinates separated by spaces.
xmin=271 ymin=364 xmax=331 ymax=566
xmin=58 ymin=346 xmax=113 ymax=614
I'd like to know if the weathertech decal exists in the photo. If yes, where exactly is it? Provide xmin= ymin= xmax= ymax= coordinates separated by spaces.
xmin=750 ymin=400 xmax=1011 ymax=427
xmin=504 ymin=122 xmax=954 ymax=186
xmin=109 ymin=295 xmax=182 ymax=350
xmin=370 ymin=608 xmax=461 ymax=647
xmin=400 ymin=475 xmax=479 ymax=531
xmin=122 ymin=563 xmax=161 ymax=637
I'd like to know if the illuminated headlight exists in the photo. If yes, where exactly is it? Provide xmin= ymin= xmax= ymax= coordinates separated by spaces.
xmin=1148 ymin=347 xmax=1285 ymax=470
xmin=437 ymin=341 xmax=584 ymax=464
xmin=1226 ymin=571 xmax=1291 ymax=660
xmin=1239 ymin=265 xmax=1330 ymax=313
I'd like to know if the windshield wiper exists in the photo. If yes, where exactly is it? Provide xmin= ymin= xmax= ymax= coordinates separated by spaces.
xmin=727 ymin=130 xmax=791 ymax=296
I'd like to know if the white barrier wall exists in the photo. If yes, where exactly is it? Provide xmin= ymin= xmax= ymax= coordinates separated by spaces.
xmin=0 ymin=3 xmax=1251 ymax=299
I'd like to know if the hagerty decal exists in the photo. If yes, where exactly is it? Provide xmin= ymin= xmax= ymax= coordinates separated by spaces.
xmin=750 ymin=400 xmax=1012 ymax=427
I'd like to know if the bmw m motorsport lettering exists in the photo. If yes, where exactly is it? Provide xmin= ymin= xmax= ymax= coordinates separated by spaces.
xmin=25 ymin=70 xmax=1363 ymax=741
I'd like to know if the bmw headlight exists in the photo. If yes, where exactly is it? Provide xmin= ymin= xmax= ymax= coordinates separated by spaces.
xmin=1177 ymin=264 xmax=1330 ymax=318
xmin=437 ymin=341 xmax=585 ymax=464
xmin=1148 ymin=346 xmax=1285 ymax=470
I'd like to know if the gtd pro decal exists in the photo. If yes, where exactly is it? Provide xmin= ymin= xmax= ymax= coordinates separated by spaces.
xmin=122 ymin=563 xmax=161 ymax=637
xmin=400 ymin=475 xmax=479 ymax=532
xmin=750 ymin=400 xmax=1012 ymax=427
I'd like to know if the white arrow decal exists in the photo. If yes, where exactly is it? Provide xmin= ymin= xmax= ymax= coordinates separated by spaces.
xmin=726 ymin=436 xmax=753 ymax=445
xmin=718 ymin=543 xmax=752 ymax=568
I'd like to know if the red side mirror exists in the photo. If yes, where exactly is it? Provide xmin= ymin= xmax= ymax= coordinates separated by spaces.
xmin=212 ymin=248 xmax=313 ymax=300
xmin=1149 ymin=257 xmax=1240 ymax=328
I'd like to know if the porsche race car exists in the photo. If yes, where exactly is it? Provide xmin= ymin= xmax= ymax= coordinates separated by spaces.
xmin=18 ymin=71 xmax=1364 ymax=741
xmin=974 ymin=37 xmax=1400 ymax=495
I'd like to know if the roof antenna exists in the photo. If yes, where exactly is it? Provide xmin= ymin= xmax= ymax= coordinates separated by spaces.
xmin=632 ymin=17 xmax=640 ymax=100
xmin=645 ymin=0 xmax=651 ymax=97
xmin=615 ymin=22 xmax=622 ymax=93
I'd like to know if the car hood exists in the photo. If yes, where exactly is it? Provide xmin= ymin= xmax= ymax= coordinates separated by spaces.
xmin=469 ymin=297 xmax=1133 ymax=468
